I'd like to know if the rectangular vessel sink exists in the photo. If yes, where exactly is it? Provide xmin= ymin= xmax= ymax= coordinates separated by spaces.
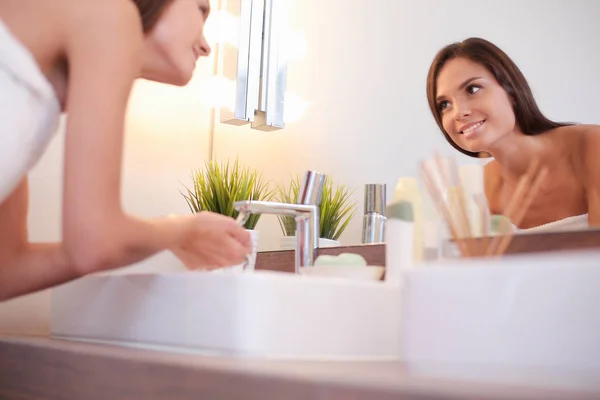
xmin=52 ymin=248 xmax=600 ymax=372
xmin=51 ymin=270 xmax=401 ymax=360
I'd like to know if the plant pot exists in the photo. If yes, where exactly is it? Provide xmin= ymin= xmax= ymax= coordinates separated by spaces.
xmin=280 ymin=236 xmax=341 ymax=251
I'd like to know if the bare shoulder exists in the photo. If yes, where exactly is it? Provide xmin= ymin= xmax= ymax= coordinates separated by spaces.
xmin=0 ymin=0 xmax=141 ymax=53
xmin=61 ymin=0 xmax=142 ymax=47
xmin=568 ymin=125 xmax=600 ymax=225
xmin=562 ymin=124 xmax=600 ymax=170
xmin=60 ymin=0 xmax=143 ymax=90
xmin=577 ymin=124 xmax=600 ymax=141
xmin=62 ymin=0 xmax=140 ymax=27
xmin=552 ymin=123 xmax=600 ymax=141
xmin=577 ymin=124 xmax=600 ymax=174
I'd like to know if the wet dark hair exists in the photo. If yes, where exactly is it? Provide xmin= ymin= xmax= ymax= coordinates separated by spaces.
xmin=426 ymin=37 xmax=572 ymax=158
xmin=132 ymin=0 xmax=173 ymax=32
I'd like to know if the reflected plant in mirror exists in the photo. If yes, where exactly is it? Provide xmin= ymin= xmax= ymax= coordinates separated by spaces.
xmin=276 ymin=175 xmax=357 ymax=241
xmin=181 ymin=158 xmax=275 ymax=230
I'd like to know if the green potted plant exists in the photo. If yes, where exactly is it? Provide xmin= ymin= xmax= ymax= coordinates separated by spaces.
xmin=275 ymin=175 xmax=357 ymax=249
xmin=181 ymin=158 xmax=274 ymax=269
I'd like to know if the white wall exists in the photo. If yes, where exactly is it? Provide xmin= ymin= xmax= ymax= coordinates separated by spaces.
xmin=212 ymin=0 xmax=600 ymax=251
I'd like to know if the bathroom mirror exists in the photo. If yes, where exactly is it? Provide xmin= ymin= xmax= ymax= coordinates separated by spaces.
xmin=209 ymin=0 xmax=600 ymax=251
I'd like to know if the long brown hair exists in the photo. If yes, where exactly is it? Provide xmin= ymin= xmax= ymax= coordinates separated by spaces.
xmin=426 ymin=37 xmax=572 ymax=158
xmin=132 ymin=0 xmax=173 ymax=32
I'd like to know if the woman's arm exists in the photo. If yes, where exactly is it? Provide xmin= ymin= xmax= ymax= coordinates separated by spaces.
xmin=0 ymin=177 xmax=183 ymax=301
xmin=0 ymin=179 xmax=71 ymax=300
xmin=60 ymin=0 xmax=186 ymax=273
xmin=60 ymin=0 xmax=251 ymax=274
xmin=0 ymin=178 xmax=248 ymax=301
xmin=60 ymin=1 xmax=248 ymax=274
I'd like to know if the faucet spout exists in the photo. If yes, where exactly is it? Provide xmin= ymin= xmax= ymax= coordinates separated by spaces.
xmin=235 ymin=201 xmax=316 ymax=217
xmin=233 ymin=171 xmax=326 ymax=274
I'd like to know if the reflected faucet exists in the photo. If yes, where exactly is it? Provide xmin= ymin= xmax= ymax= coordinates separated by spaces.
xmin=234 ymin=170 xmax=326 ymax=274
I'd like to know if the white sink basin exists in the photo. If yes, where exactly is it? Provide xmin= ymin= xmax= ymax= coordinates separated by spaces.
xmin=51 ymin=270 xmax=401 ymax=360
xmin=51 ymin=248 xmax=600 ymax=372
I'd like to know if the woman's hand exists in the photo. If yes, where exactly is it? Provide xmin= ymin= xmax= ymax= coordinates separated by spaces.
xmin=170 ymin=212 xmax=252 ymax=270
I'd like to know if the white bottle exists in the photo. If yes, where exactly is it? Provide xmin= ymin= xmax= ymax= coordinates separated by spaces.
xmin=384 ymin=201 xmax=414 ymax=284
xmin=391 ymin=178 xmax=424 ymax=264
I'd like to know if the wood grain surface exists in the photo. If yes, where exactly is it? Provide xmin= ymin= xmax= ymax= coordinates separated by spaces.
xmin=1 ymin=336 xmax=598 ymax=400
xmin=256 ymin=230 xmax=600 ymax=273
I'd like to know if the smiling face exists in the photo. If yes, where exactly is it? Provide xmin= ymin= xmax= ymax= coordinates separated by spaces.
xmin=435 ymin=57 xmax=518 ymax=154
xmin=141 ymin=0 xmax=211 ymax=86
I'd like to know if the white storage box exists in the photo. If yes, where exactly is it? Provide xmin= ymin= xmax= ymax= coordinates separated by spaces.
xmin=400 ymin=249 xmax=600 ymax=373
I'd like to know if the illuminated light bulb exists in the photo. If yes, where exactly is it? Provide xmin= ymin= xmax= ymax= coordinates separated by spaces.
xmin=204 ymin=10 xmax=240 ymax=47
xmin=282 ymin=29 xmax=308 ymax=61
xmin=200 ymin=75 xmax=237 ymax=110
xmin=283 ymin=91 xmax=308 ymax=123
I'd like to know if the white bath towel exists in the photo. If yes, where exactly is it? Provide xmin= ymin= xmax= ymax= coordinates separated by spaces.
xmin=0 ymin=19 xmax=60 ymax=203
xmin=517 ymin=213 xmax=589 ymax=233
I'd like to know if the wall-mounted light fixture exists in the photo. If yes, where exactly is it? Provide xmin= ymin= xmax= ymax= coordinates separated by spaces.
xmin=216 ymin=0 xmax=291 ymax=131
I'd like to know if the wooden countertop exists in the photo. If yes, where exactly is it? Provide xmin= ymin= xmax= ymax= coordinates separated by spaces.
xmin=1 ymin=335 xmax=598 ymax=399
xmin=255 ymin=229 xmax=600 ymax=273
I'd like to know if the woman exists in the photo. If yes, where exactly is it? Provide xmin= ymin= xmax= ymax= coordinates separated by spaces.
xmin=0 ymin=0 xmax=251 ymax=301
xmin=426 ymin=37 xmax=600 ymax=232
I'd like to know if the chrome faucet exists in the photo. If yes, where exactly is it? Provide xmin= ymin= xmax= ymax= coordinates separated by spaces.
xmin=234 ymin=170 xmax=326 ymax=274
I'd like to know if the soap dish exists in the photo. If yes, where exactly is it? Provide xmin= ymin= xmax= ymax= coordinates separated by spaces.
xmin=300 ymin=265 xmax=385 ymax=281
